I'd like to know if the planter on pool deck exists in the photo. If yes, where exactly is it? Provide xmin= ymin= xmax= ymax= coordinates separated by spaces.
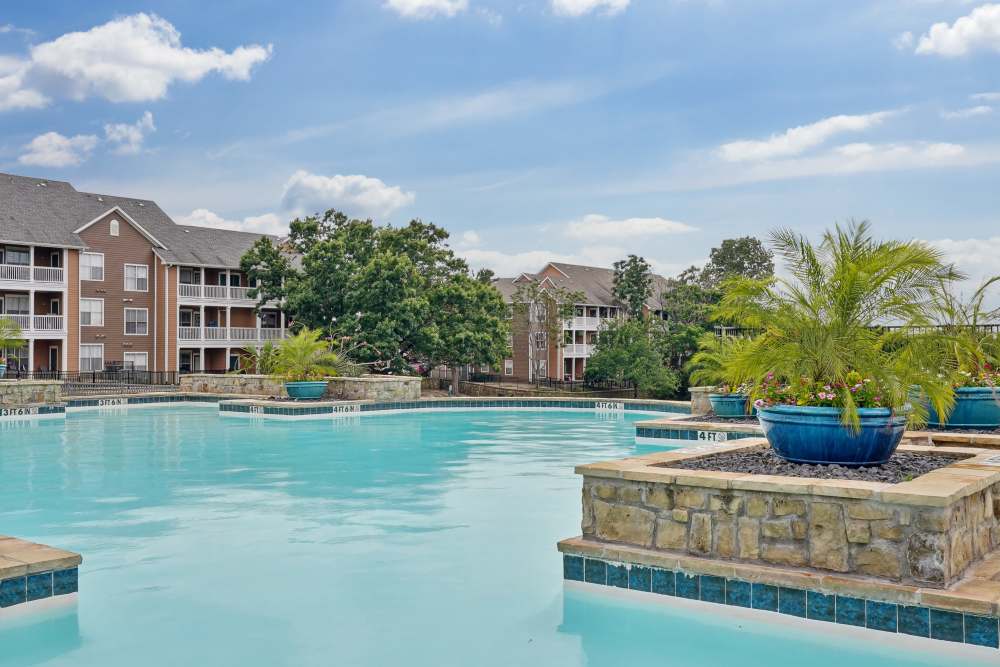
xmin=284 ymin=381 xmax=328 ymax=400
xmin=0 ymin=363 xmax=6 ymax=379
xmin=758 ymin=404 xmax=906 ymax=466
xmin=708 ymin=393 xmax=750 ymax=417
xmin=928 ymin=386 xmax=1000 ymax=429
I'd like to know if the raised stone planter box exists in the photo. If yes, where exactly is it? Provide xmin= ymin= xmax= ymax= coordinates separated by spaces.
xmin=688 ymin=386 xmax=716 ymax=417
xmin=179 ymin=373 xmax=285 ymax=397
xmin=0 ymin=380 xmax=62 ymax=406
xmin=325 ymin=375 xmax=421 ymax=401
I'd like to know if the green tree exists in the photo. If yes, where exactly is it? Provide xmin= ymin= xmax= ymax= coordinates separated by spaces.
xmin=428 ymin=274 xmax=510 ymax=392
xmin=585 ymin=319 xmax=679 ymax=398
xmin=510 ymin=282 xmax=583 ymax=384
xmin=0 ymin=317 xmax=25 ymax=369
xmin=700 ymin=236 xmax=774 ymax=288
xmin=612 ymin=254 xmax=653 ymax=320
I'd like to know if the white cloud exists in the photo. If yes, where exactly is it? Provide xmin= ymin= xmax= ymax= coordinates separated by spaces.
xmin=176 ymin=208 xmax=287 ymax=235
xmin=280 ymin=170 xmax=416 ymax=219
xmin=972 ymin=91 xmax=1000 ymax=102
xmin=460 ymin=230 xmax=481 ymax=246
xmin=941 ymin=104 xmax=993 ymax=119
xmin=929 ymin=236 xmax=1000 ymax=293
xmin=564 ymin=214 xmax=696 ymax=239
xmin=384 ymin=0 xmax=468 ymax=18
xmin=551 ymin=0 xmax=630 ymax=17
xmin=104 ymin=111 xmax=156 ymax=154
xmin=893 ymin=31 xmax=915 ymax=50
xmin=18 ymin=131 xmax=98 ymax=167
xmin=719 ymin=111 xmax=895 ymax=162
xmin=915 ymin=3 xmax=1000 ymax=56
xmin=2 ymin=13 xmax=271 ymax=110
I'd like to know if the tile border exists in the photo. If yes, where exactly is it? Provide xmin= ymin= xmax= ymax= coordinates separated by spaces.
xmin=0 ymin=567 xmax=78 ymax=609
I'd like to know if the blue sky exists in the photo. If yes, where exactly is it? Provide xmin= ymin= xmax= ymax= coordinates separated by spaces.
xmin=2 ymin=1 xmax=1000 ymax=282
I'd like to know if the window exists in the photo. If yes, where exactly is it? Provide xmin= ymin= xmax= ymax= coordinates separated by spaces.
xmin=50 ymin=299 xmax=60 ymax=315
xmin=534 ymin=332 xmax=546 ymax=350
xmin=179 ymin=308 xmax=200 ymax=327
xmin=81 ymin=252 xmax=104 ymax=281
xmin=4 ymin=294 xmax=28 ymax=314
xmin=218 ymin=273 xmax=227 ymax=286
xmin=124 ymin=264 xmax=148 ymax=291
xmin=80 ymin=299 xmax=104 ymax=326
xmin=123 ymin=352 xmax=148 ymax=371
xmin=109 ymin=219 xmax=120 ymax=236
xmin=230 ymin=273 xmax=241 ymax=287
xmin=124 ymin=308 xmax=148 ymax=335
xmin=180 ymin=267 xmax=201 ymax=284
xmin=2 ymin=246 xmax=30 ymax=266
xmin=538 ymin=359 xmax=547 ymax=378
xmin=50 ymin=251 xmax=62 ymax=268
xmin=504 ymin=359 xmax=514 ymax=376
xmin=80 ymin=344 xmax=103 ymax=372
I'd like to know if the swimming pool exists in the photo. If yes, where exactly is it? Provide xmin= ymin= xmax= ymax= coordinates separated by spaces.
xmin=0 ymin=407 xmax=991 ymax=666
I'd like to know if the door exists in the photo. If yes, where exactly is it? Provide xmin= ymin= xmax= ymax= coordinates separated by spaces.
xmin=50 ymin=251 xmax=61 ymax=268
xmin=50 ymin=299 xmax=60 ymax=315
xmin=48 ymin=346 xmax=59 ymax=372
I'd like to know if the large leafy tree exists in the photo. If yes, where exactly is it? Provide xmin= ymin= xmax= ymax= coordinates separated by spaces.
xmin=585 ymin=319 xmax=679 ymax=398
xmin=700 ymin=236 xmax=774 ymax=287
xmin=510 ymin=282 xmax=583 ymax=384
xmin=612 ymin=255 xmax=653 ymax=320
xmin=240 ymin=210 xmax=507 ymax=374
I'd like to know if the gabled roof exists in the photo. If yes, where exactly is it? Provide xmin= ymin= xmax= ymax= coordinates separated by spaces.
xmin=493 ymin=261 xmax=673 ymax=310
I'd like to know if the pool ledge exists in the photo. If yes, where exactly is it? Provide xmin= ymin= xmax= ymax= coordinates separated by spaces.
xmin=0 ymin=536 xmax=80 ymax=609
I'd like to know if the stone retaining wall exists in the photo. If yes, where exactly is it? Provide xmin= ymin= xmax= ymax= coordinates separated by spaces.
xmin=579 ymin=444 xmax=1000 ymax=588
xmin=688 ymin=386 xmax=715 ymax=416
xmin=0 ymin=380 xmax=62 ymax=406
xmin=179 ymin=374 xmax=285 ymax=397
xmin=325 ymin=375 xmax=421 ymax=401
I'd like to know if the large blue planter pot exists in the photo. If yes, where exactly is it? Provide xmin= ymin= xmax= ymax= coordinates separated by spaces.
xmin=758 ymin=405 xmax=906 ymax=466
xmin=285 ymin=381 xmax=328 ymax=400
xmin=709 ymin=393 xmax=750 ymax=417
xmin=0 ymin=364 xmax=6 ymax=379
xmin=928 ymin=387 xmax=1000 ymax=429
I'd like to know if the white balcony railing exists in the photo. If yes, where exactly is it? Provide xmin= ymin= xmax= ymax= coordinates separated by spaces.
xmin=32 ymin=266 xmax=64 ymax=283
xmin=0 ymin=264 xmax=31 ymax=282
xmin=0 ymin=264 xmax=65 ymax=283
xmin=203 ymin=285 xmax=228 ymax=299
xmin=176 ymin=327 xmax=287 ymax=343
xmin=563 ymin=343 xmax=595 ymax=357
xmin=178 ymin=326 xmax=201 ymax=341
xmin=204 ymin=327 xmax=229 ymax=341
xmin=564 ymin=316 xmax=602 ymax=330
xmin=229 ymin=287 xmax=251 ymax=301
xmin=179 ymin=284 xmax=202 ymax=298
xmin=4 ymin=314 xmax=30 ymax=329
xmin=33 ymin=315 xmax=64 ymax=331
xmin=177 ymin=283 xmax=264 ymax=304
xmin=229 ymin=327 xmax=259 ymax=341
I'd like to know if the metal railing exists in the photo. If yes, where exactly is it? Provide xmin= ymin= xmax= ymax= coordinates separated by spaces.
xmin=175 ymin=326 xmax=287 ymax=343
xmin=714 ymin=324 xmax=1000 ymax=337
xmin=468 ymin=372 xmax=635 ymax=394
xmin=178 ymin=284 xmax=256 ymax=301
xmin=1 ymin=369 xmax=180 ymax=395
xmin=0 ymin=264 xmax=64 ymax=283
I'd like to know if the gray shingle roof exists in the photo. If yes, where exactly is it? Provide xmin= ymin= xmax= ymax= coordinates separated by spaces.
xmin=0 ymin=172 xmax=274 ymax=268
xmin=493 ymin=261 xmax=672 ymax=309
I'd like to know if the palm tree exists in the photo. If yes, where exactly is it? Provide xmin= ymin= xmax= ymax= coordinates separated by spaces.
xmin=686 ymin=332 xmax=751 ymax=390
xmin=714 ymin=221 xmax=961 ymax=428
xmin=0 ymin=317 xmax=25 ymax=371
xmin=928 ymin=276 xmax=1000 ymax=385
xmin=272 ymin=328 xmax=352 ymax=382
xmin=239 ymin=341 xmax=280 ymax=375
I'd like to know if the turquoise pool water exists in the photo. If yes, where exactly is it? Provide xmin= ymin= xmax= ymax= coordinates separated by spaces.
xmin=0 ymin=407 xmax=991 ymax=666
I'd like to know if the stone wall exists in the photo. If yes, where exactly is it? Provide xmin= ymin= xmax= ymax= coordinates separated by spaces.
xmin=688 ymin=386 xmax=715 ymax=416
xmin=0 ymin=380 xmax=62 ymax=406
xmin=179 ymin=374 xmax=284 ymax=397
xmin=459 ymin=381 xmax=636 ymax=398
xmin=580 ymin=476 xmax=1000 ymax=588
xmin=325 ymin=375 xmax=421 ymax=401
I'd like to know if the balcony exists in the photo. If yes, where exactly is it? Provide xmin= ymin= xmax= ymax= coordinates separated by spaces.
xmin=177 ymin=284 xmax=262 ymax=304
xmin=1 ymin=314 xmax=66 ymax=334
xmin=564 ymin=316 xmax=602 ymax=330
xmin=563 ymin=343 xmax=595 ymax=357
xmin=0 ymin=264 xmax=65 ymax=285
xmin=177 ymin=326 xmax=288 ymax=344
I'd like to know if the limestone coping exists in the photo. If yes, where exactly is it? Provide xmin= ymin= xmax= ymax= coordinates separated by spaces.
xmin=575 ymin=437 xmax=1000 ymax=507
xmin=635 ymin=417 xmax=764 ymax=434
xmin=558 ymin=535 xmax=1000 ymax=616
xmin=0 ymin=379 xmax=63 ymax=386
xmin=0 ymin=536 xmax=81 ymax=578
xmin=327 ymin=375 xmax=419 ymax=383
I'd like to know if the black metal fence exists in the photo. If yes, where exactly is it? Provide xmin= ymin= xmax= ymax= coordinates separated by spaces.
xmin=1 ymin=370 xmax=180 ymax=396
xmin=467 ymin=373 xmax=636 ymax=394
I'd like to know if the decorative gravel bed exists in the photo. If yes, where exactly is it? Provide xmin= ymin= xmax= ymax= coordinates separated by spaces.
xmin=920 ymin=426 xmax=1000 ymax=435
xmin=675 ymin=414 xmax=760 ymax=425
xmin=672 ymin=447 xmax=965 ymax=483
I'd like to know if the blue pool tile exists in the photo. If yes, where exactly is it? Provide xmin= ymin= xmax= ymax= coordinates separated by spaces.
xmin=563 ymin=555 xmax=584 ymax=582
xmin=866 ymin=601 xmax=898 ymax=632
xmin=751 ymin=583 xmax=778 ymax=611
xmin=836 ymin=596 xmax=866 ymax=627
xmin=584 ymin=558 xmax=607 ymax=585
xmin=607 ymin=564 xmax=629 ymax=589
xmin=651 ymin=569 xmax=675 ymax=596
xmin=628 ymin=566 xmax=651 ymax=592
xmin=807 ymin=591 xmax=835 ymax=622
xmin=26 ymin=572 xmax=52 ymax=601
xmin=0 ymin=577 xmax=26 ymax=607
xmin=778 ymin=588 xmax=807 ymax=618
xmin=675 ymin=572 xmax=699 ymax=599
xmin=898 ymin=606 xmax=930 ymax=638
xmin=929 ymin=609 xmax=964 ymax=643
xmin=53 ymin=568 xmax=78 ymax=596
xmin=964 ymin=614 xmax=999 ymax=648
xmin=726 ymin=579 xmax=751 ymax=608
xmin=700 ymin=575 xmax=726 ymax=604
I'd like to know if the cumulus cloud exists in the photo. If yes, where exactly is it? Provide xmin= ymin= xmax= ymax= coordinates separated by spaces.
xmin=893 ymin=31 xmax=915 ymax=51
xmin=175 ymin=208 xmax=287 ymax=235
xmin=384 ymin=0 xmax=468 ymax=18
xmin=459 ymin=230 xmax=481 ymax=246
xmin=280 ymin=170 xmax=416 ymax=219
xmin=972 ymin=91 xmax=1000 ymax=102
xmin=564 ymin=214 xmax=696 ymax=239
xmin=941 ymin=104 xmax=993 ymax=119
xmin=1 ymin=13 xmax=271 ymax=110
xmin=18 ymin=131 xmax=98 ymax=167
xmin=551 ymin=0 xmax=630 ymax=17
xmin=104 ymin=111 xmax=156 ymax=154
xmin=915 ymin=3 xmax=1000 ymax=56
xmin=929 ymin=236 xmax=1000 ymax=293
xmin=719 ymin=111 xmax=895 ymax=162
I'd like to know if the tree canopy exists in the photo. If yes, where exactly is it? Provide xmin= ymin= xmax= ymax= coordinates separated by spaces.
xmin=585 ymin=319 xmax=680 ymax=398
xmin=612 ymin=254 xmax=653 ymax=319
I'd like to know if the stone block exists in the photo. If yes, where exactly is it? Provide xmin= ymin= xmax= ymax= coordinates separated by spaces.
xmin=772 ymin=498 xmax=806 ymax=516
xmin=592 ymin=500 xmax=655 ymax=547
xmin=760 ymin=542 xmax=808 ymax=567
xmin=846 ymin=519 xmax=871 ymax=544
xmin=761 ymin=519 xmax=793 ymax=540
xmin=738 ymin=517 xmax=760 ymax=560
xmin=872 ymin=520 xmax=904 ymax=542
xmin=715 ymin=518 xmax=736 ymax=558
xmin=915 ymin=510 xmax=949 ymax=532
xmin=906 ymin=532 xmax=947 ymax=585
xmin=809 ymin=503 xmax=849 ymax=572
xmin=644 ymin=484 xmax=673 ymax=511
xmin=854 ymin=545 xmax=902 ymax=579
xmin=746 ymin=495 xmax=769 ymax=518
xmin=690 ymin=513 xmax=713 ymax=554
xmin=847 ymin=502 xmax=894 ymax=521
xmin=709 ymin=494 xmax=743 ymax=515
xmin=791 ymin=518 xmax=807 ymax=540
xmin=655 ymin=519 xmax=687 ymax=550
xmin=672 ymin=509 xmax=689 ymax=523
xmin=675 ymin=488 xmax=708 ymax=510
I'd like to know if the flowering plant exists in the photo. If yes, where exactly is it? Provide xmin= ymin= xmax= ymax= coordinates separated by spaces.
xmin=717 ymin=381 xmax=753 ymax=395
xmin=953 ymin=363 xmax=1000 ymax=388
xmin=753 ymin=371 xmax=887 ymax=410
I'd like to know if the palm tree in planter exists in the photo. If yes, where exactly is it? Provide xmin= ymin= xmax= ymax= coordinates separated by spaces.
xmin=0 ymin=317 xmax=26 ymax=379
xmin=715 ymin=221 xmax=960 ymax=466
xmin=926 ymin=277 xmax=1000 ymax=429
xmin=273 ymin=328 xmax=351 ymax=400
xmin=686 ymin=332 xmax=754 ymax=417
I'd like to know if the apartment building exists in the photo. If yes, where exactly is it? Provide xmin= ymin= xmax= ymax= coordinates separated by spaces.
xmin=492 ymin=262 xmax=670 ymax=382
xmin=0 ymin=172 xmax=286 ymax=374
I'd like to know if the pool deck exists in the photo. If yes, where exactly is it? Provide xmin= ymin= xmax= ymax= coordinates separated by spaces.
xmin=0 ymin=536 xmax=81 ymax=609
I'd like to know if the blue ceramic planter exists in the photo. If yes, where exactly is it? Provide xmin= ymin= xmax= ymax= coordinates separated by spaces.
xmin=0 ymin=363 xmax=6 ymax=379
xmin=928 ymin=387 xmax=1000 ymax=429
xmin=708 ymin=393 xmax=750 ymax=418
xmin=758 ymin=405 xmax=906 ymax=466
xmin=285 ymin=381 xmax=328 ymax=400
